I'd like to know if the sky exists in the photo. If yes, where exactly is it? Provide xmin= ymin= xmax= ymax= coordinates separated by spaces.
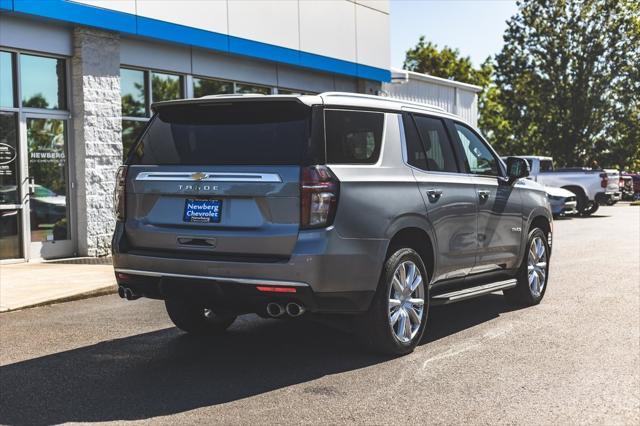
xmin=390 ymin=0 xmax=520 ymax=69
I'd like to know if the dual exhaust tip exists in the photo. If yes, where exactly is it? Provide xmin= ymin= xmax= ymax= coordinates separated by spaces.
xmin=118 ymin=286 xmax=139 ymax=301
xmin=266 ymin=302 xmax=305 ymax=318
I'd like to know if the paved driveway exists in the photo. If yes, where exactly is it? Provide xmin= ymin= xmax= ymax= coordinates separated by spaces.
xmin=1 ymin=205 xmax=638 ymax=424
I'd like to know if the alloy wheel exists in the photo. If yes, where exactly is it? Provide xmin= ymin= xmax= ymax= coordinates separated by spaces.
xmin=388 ymin=260 xmax=425 ymax=343
xmin=527 ymin=236 xmax=547 ymax=297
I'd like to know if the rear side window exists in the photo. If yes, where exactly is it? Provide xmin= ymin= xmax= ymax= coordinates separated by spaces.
xmin=540 ymin=160 xmax=554 ymax=172
xmin=128 ymin=101 xmax=315 ymax=165
xmin=413 ymin=115 xmax=458 ymax=173
xmin=325 ymin=110 xmax=384 ymax=164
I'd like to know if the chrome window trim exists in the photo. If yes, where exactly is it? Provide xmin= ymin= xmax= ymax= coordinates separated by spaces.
xmin=114 ymin=268 xmax=309 ymax=287
xmin=135 ymin=171 xmax=282 ymax=183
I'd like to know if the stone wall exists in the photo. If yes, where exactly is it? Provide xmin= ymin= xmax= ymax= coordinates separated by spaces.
xmin=70 ymin=27 xmax=122 ymax=257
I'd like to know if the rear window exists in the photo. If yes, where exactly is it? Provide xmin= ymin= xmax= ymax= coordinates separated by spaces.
xmin=540 ymin=160 xmax=554 ymax=172
xmin=128 ymin=101 xmax=315 ymax=165
xmin=325 ymin=110 xmax=384 ymax=164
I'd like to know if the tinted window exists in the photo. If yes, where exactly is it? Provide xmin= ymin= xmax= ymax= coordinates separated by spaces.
xmin=121 ymin=68 xmax=147 ymax=117
xmin=193 ymin=77 xmax=233 ymax=97
xmin=402 ymin=113 xmax=427 ymax=169
xmin=1 ymin=51 xmax=14 ymax=108
xmin=151 ymin=72 xmax=182 ymax=103
xmin=122 ymin=120 xmax=147 ymax=161
xmin=325 ymin=110 xmax=384 ymax=164
xmin=20 ymin=54 xmax=66 ymax=110
xmin=413 ymin=115 xmax=458 ymax=172
xmin=540 ymin=160 xmax=554 ymax=172
xmin=129 ymin=101 xmax=313 ymax=165
xmin=455 ymin=123 xmax=499 ymax=176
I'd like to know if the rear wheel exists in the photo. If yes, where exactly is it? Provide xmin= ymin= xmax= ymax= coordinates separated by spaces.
xmin=357 ymin=248 xmax=429 ymax=355
xmin=579 ymin=201 xmax=599 ymax=216
xmin=165 ymin=299 xmax=236 ymax=335
xmin=504 ymin=228 xmax=550 ymax=306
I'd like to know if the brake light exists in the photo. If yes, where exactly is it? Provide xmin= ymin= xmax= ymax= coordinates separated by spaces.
xmin=300 ymin=165 xmax=339 ymax=229
xmin=114 ymin=165 xmax=127 ymax=221
xmin=256 ymin=286 xmax=297 ymax=293
xmin=600 ymin=172 xmax=608 ymax=188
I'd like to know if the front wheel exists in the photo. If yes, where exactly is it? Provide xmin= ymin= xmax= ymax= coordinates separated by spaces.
xmin=504 ymin=228 xmax=550 ymax=306
xmin=580 ymin=200 xmax=599 ymax=216
xmin=356 ymin=248 xmax=429 ymax=355
xmin=165 ymin=299 xmax=236 ymax=335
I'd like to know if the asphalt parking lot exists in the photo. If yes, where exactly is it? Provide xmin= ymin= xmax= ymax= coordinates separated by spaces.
xmin=1 ymin=204 xmax=638 ymax=425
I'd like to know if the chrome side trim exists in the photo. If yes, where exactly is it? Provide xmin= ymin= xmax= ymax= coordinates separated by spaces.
xmin=135 ymin=172 xmax=282 ymax=183
xmin=114 ymin=268 xmax=309 ymax=287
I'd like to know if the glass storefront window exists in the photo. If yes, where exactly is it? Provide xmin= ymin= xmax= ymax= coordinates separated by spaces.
xmin=1 ymin=51 xmax=15 ymax=108
xmin=122 ymin=120 xmax=147 ymax=161
xmin=0 ymin=113 xmax=19 ymax=205
xmin=193 ymin=77 xmax=234 ymax=98
xmin=26 ymin=118 xmax=69 ymax=242
xmin=0 ymin=209 xmax=22 ymax=260
xmin=121 ymin=68 xmax=147 ymax=118
xmin=20 ymin=54 xmax=66 ymax=110
xmin=151 ymin=72 xmax=182 ymax=103
xmin=235 ymin=83 xmax=271 ymax=95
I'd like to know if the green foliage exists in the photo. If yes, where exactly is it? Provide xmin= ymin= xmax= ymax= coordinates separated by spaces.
xmin=493 ymin=0 xmax=639 ymax=169
xmin=402 ymin=0 xmax=639 ymax=170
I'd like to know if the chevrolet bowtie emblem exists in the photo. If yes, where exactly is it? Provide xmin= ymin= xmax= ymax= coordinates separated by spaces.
xmin=191 ymin=172 xmax=207 ymax=181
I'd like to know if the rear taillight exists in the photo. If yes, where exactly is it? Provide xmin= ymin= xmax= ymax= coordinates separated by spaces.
xmin=600 ymin=172 xmax=608 ymax=188
xmin=114 ymin=165 xmax=127 ymax=221
xmin=300 ymin=165 xmax=339 ymax=229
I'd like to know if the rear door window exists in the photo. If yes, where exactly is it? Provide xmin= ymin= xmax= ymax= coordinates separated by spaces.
xmin=325 ymin=110 xmax=384 ymax=164
xmin=540 ymin=160 xmax=554 ymax=172
xmin=127 ymin=101 xmax=315 ymax=165
xmin=412 ymin=115 xmax=458 ymax=173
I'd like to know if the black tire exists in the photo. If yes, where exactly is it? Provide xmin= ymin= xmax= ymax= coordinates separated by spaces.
xmin=504 ymin=228 xmax=550 ymax=306
xmin=579 ymin=201 xmax=599 ymax=216
xmin=356 ymin=248 xmax=429 ymax=356
xmin=165 ymin=298 xmax=236 ymax=335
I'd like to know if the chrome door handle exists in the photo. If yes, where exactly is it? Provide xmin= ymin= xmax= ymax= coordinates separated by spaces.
xmin=478 ymin=190 xmax=490 ymax=200
xmin=426 ymin=189 xmax=443 ymax=201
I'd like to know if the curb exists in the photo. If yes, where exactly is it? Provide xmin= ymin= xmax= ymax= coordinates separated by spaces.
xmin=0 ymin=285 xmax=118 ymax=313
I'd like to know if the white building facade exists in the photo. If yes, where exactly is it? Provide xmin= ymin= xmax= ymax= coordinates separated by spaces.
xmin=0 ymin=0 xmax=391 ymax=262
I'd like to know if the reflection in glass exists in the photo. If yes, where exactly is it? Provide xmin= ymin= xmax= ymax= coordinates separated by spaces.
xmin=1 ymin=51 xmax=15 ymax=108
xmin=121 ymin=68 xmax=147 ymax=117
xmin=235 ymin=83 xmax=271 ymax=95
xmin=27 ymin=118 xmax=69 ymax=242
xmin=20 ymin=54 xmax=66 ymax=110
xmin=0 ymin=113 xmax=19 ymax=204
xmin=152 ymin=72 xmax=181 ymax=103
xmin=122 ymin=120 xmax=147 ymax=161
xmin=0 ymin=209 xmax=22 ymax=260
xmin=193 ymin=77 xmax=234 ymax=98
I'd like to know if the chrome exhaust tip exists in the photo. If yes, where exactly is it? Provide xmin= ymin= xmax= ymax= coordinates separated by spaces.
xmin=285 ymin=302 xmax=305 ymax=317
xmin=118 ymin=286 xmax=126 ymax=299
xmin=266 ymin=302 xmax=285 ymax=318
xmin=118 ymin=286 xmax=138 ymax=300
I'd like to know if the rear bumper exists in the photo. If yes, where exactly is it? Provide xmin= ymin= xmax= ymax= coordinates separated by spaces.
xmin=112 ymin=223 xmax=386 ymax=313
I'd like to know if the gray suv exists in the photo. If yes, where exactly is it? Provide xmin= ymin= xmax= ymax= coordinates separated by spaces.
xmin=112 ymin=92 xmax=552 ymax=355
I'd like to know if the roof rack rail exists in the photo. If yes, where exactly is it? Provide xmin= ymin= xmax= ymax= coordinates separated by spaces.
xmin=198 ymin=93 xmax=267 ymax=99
xmin=319 ymin=91 xmax=447 ymax=113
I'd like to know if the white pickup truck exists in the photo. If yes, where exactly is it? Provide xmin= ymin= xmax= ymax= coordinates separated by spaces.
xmin=516 ymin=156 xmax=620 ymax=216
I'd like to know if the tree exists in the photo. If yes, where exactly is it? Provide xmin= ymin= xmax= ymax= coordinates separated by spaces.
xmin=492 ymin=0 xmax=640 ymax=168
xmin=402 ymin=38 xmax=509 ymax=148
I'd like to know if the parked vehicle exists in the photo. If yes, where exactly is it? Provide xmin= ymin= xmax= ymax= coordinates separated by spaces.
xmin=517 ymin=156 xmax=614 ymax=216
xmin=112 ymin=93 xmax=553 ymax=355
xmin=600 ymin=169 xmax=621 ymax=205
xmin=620 ymin=173 xmax=637 ymax=200
xmin=545 ymin=186 xmax=578 ymax=217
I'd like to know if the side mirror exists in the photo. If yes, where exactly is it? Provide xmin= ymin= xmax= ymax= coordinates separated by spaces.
xmin=506 ymin=157 xmax=529 ymax=184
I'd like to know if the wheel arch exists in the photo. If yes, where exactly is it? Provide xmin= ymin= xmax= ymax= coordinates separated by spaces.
xmin=384 ymin=214 xmax=437 ymax=282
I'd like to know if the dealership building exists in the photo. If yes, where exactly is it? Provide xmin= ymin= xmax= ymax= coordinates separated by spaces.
xmin=0 ymin=0 xmax=479 ymax=262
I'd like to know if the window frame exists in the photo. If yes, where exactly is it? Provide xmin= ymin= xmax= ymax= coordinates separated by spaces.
xmin=450 ymin=120 xmax=506 ymax=178
xmin=323 ymin=107 xmax=386 ymax=166
xmin=409 ymin=113 xmax=460 ymax=174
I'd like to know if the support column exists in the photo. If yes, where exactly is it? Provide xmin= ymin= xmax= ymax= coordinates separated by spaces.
xmin=71 ymin=27 xmax=122 ymax=257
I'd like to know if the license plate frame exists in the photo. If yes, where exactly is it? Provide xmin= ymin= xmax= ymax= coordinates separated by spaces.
xmin=183 ymin=198 xmax=222 ymax=224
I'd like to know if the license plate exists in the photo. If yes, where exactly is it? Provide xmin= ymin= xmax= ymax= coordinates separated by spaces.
xmin=183 ymin=199 xmax=222 ymax=223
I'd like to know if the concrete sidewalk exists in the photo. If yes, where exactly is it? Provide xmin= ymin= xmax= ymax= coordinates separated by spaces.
xmin=0 ymin=261 xmax=117 ymax=312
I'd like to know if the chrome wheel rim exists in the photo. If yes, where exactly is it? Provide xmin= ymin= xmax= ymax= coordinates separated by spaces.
xmin=388 ymin=260 xmax=425 ymax=344
xmin=527 ymin=236 xmax=547 ymax=297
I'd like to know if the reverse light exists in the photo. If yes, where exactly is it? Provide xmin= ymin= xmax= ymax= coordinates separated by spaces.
xmin=300 ymin=165 xmax=339 ymax=229
xmin=114 ymin=165 xmax=128 ymax=221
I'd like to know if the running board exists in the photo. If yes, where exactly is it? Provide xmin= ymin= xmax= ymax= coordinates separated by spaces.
xmin=431 ymin=279 xmax=517 ymax=305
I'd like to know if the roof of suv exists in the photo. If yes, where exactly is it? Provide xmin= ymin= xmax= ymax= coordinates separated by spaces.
xmin=151 ymin=91 xmax=457 ymax=120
